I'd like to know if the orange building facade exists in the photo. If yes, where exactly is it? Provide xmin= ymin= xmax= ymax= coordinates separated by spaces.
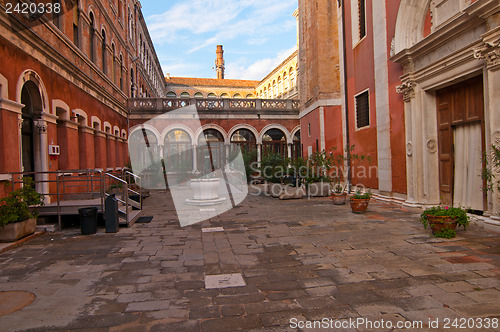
xmin=0 ymin=0 xmax=164 ymax=198
xmin=298 ymin=0 xmax=500 ymax=222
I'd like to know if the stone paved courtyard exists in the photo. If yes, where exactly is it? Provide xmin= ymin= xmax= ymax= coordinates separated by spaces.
xmin=0 ymin=189 xmax=499 ymax=331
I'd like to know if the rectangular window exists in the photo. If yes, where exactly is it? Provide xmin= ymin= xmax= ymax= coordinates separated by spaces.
xmin=358 ymin=0 xmax=366 ymax=40
xmin=355 ymin=90 xmax=370 ymax=129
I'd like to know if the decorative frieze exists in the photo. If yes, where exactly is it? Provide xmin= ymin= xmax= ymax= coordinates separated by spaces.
xmin=396 ymin=80 xmax=416 ymax=102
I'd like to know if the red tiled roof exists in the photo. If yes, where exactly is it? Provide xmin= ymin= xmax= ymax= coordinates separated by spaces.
xmin=165 ymin=77 xmax=259 ymax=88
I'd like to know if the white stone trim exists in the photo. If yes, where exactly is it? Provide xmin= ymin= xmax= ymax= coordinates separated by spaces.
xmin=259 ymin=123 xmax=292 ymax=145
xmin=195 ymin=124 xmax=229 ymax=144
xmin=372 ymin=0 xmax=392 ymax=193
xmin=228 ymin=124 xmax=261 ymax=145
xmin=299 ymin=99 xmax=342 ymax=119
xmin=159 ymin=124 xmax=196 ymax=145
xmin=0 ymin=98 xmax=24 ymax=114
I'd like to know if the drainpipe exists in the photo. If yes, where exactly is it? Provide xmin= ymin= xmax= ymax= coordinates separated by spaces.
xmin=341 ymin=0 xmax=351 ymax=193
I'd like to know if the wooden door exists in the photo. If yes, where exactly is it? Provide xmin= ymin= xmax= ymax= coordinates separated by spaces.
xmin=436 ymin=76 xmax=485 ymax=208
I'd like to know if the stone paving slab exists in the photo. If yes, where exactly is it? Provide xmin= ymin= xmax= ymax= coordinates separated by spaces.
xmin=0 ymin=190 xmax=498 ymax=331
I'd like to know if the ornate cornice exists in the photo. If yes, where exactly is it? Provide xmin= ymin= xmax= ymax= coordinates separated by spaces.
xmin=396 ymin=80 xmax=416 ymax=102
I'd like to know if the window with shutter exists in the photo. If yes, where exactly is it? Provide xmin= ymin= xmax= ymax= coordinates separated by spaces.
xmin=355 ymin=91 xmax=370 ymax=129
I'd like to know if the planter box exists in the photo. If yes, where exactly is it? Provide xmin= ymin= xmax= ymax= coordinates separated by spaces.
xmin=0 ymin=218 xmax=36 ymax=243
xmin=307 ymin=182 xmax=330 ymax=197
xmin=269 ymin=183 xmax=287 ymax=198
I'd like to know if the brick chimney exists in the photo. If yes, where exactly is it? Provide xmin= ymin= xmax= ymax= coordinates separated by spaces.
xmin=215 ymin=45 xmax=225 ymax=79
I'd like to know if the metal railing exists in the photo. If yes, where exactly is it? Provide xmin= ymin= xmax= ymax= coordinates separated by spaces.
xmin=9 ymin=169 xmax=142 ymax=230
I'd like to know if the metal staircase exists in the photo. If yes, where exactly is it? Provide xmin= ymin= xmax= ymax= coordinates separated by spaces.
xmin=9 ymin=169 xmax=144 ymax=230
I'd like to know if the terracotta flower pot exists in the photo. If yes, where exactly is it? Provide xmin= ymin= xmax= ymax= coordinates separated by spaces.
xmin=331 ymin=193 xmax=347 ymax=205
xmin=426 ymin=215 xmax=458 ymax=235
xmin=350 ymin=198 xmax=370 ymax=213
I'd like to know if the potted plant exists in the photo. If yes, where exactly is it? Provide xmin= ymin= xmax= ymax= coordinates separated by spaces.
xmin=420 ymin=206 xmax=470 ymax=238
xmin=349 ymin=190 xmax=371 ymax=213
xmin=304 ymin=150 xmax=331 ymax=197
xmin=0 ymin=177 xmax=44 ymax=242
xmin=331 ymin=182 xmax=347 ymax=205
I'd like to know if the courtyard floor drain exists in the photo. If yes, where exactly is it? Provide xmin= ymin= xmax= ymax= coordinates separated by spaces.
xmin=202 ymin=227 xmax=224 ymax=233
xmin=205 ymin=274 xmax=246 ymax=289
xmin=0 ymin=291 xmax=36 ymax=316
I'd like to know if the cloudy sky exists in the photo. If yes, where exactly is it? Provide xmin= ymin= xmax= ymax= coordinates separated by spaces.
xmin=139 ymin=0 xmax=298 ymax=80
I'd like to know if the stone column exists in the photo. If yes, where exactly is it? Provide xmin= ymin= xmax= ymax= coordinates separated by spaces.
xmin=33 ymin=120 xmax=49 ymax=202
xmin=474 ymin=36 xmax=500 ymax=217
xmin=257 ymin=144 xmax=262 ymax=167
xmin=397 ymin=79 xmax=418 ymax=207
xmin=192 ymin=144 xmax=198 ymax=172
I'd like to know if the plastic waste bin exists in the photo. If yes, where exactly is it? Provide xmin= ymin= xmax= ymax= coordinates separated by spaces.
xmin=105 ymin=194 xmax=119 ymax=233
xmin=79 ymin=207 xmax=98 ymax=235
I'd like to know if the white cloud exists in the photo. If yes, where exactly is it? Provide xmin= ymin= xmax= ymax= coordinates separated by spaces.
xmin=225 ymin=46 xmax=297 ymax=80
xmin=147 ymin=0 xmax=297 ymax=50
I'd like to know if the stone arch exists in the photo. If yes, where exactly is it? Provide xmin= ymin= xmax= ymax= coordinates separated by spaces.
xmin=393 ymin=0 xmax=429 ymax=55
xmin=228 ymin=124 xmax=261 ymax=144
xmin=90 ymin=115 xmax=102 ymax=131
xmin=260 ymin=124 xmax=292 ymax=144
xmin=195 ymin=124 xmax=229 ymax=144
xmin=291 ymin=125 xmax=301 ymax=140
xmin=129 ymin=124 xmax=161 ymax=143
xmin=113 ymin=125 xmax=120 ymax=137
xmin=73 ymin=108 xmax=88 ymax=127
xmin=0 ymin=73 xmax=8 ymax=99
xmin=103 ymin=121 xmax=112 ymax=134
xmin=52 ymin=99 xmax=70 ymax=121
xmin=16 ymin=70 xmax=49 ymax=115
xmin=160 ymin=124 xmax=196 ymax=145
xmin=121 ymin=129 xmax=127 ymax=139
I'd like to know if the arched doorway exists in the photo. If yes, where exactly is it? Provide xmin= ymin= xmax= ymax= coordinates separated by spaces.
xmin=262 ymin=128 xmax=287 ymax=157
xmin=164 ymin=129 xmax=193 ymax=172
xmin=20 ymin=81 xmax=43 ymax=174
xmin=198 ymin=129 xmax=224 ymax=173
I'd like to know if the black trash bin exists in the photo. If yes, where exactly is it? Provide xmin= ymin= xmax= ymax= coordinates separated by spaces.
xmin=79 ymin=207 xmax=98 ymax=235
xmin=105 ymin=194 xmax=119 ymax=233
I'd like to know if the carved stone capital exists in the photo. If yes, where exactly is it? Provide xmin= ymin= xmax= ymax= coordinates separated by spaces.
xmin=396 ymin=80 xmax=416 ymax=102
xmin=474 ymin=37 xmax=500 ymax=70
xmin=35 ymin=122 xmax=47 ymax=134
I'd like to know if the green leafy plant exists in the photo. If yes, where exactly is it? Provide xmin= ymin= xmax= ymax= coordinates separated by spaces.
xmin=332 ymin=182 xmax=345 ymax=194
xmin=0 ymin=177 xmax=44 ymax=227
xmin=482 ymin=144 xmax=500 ymax=193
xmin=420 ymin=206 xmax=470 ymax=230
xmin=351 ymin=190 xmax=372 ymax=199
xmin=433 ymin=228 xmax=457 ymax=239
xmin=260 ymin=152 xmax=289 ymax=184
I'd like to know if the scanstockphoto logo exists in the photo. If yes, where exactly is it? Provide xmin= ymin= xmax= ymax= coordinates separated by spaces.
xmin=4 ymin=0 xmax=74 ymax=31
xmin=128 ymin=105 xmax=248 ymax=227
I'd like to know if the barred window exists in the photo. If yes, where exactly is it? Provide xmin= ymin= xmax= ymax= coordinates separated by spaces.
xmin=358 ymin=0 xmax=366 ymax=40
xmin=355 ymin=91 xmax=369 ymax=128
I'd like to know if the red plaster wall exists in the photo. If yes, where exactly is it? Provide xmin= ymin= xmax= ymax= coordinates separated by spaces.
xmin=324 ymin=105 xmax=344 ymax=152
xmin=0 ymin=111 xmax=21 ymax=173
xmin=344 ymin=0 xmax=379 ymax=190
xmin=79 ymin=132 xmax=95 ymax=169
xmin=300 ymin=110 xmax=321 ymax=155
